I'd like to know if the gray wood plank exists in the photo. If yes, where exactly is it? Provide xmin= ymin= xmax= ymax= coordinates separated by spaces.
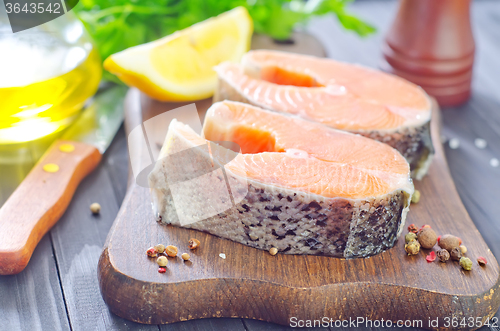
xmin=440 ymin=0 xmax=500 ymax=279
xmin=244 ymin=318 xmax=424 ymax=331
xmin=0 ymin=235 xmax=70 ymax=331
xmin=49 ymin=141 xmax=159 ymax=331
xmin=102 ymin=127 xmax=130 ymax=205
xmin=244 ymin=319 xmax=328 ymax=330
xmin=402 ymin=0 xmax=500 ymax=328
xmin=469 ymin=1 xmax=500 ymax=101
xmin=160 ymin=318 xmax=246 ymax=331
xmin=307 ymin=0 xmax=397 ymax=67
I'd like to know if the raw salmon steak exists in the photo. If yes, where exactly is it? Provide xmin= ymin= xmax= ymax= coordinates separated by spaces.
xmin=214 ymin=50 xmax=434 ymax=179
xmin=149 ymin=101 xmax=414 ymax=258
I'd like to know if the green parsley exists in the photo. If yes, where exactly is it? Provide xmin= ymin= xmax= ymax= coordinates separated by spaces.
xmin=74 ymin=0 xmax=375 ymax=80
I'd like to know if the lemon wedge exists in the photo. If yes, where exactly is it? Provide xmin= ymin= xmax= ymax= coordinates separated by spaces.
xmin=104 ymin=7 xmax=253 ymax=102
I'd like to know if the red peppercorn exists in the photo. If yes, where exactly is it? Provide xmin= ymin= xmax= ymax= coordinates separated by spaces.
xmin=146 ymin=247 xmax=158 ymax=258
xmin=426 ymin=251 xmax=436 ymax=262
xmin=408 ymin=224 xmax=418 ymax=234
xmin=158 ymin=267 xmax=166 ymax=273
xmin=457 ymin=237 xmax=463 ymax=245
xmin=437 ymin=235 xmax=441 ymax=243
xmin=477 ymin=256 xmax=487 ymax=266
xmin=420 ymin=224 xmax=431 ymax=230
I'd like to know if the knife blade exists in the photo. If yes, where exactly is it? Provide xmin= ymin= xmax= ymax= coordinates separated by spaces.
xmin=0 ymin=85 xmax=127 ymax=275
xmin=61 ymin=85 xmax=127 ymax=153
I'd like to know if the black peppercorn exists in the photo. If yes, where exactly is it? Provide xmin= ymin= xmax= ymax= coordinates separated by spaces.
xmin=450 ymin=247 xmax=462 ymax=261
xmin=437 ymin=249 xmax=450 ymax=262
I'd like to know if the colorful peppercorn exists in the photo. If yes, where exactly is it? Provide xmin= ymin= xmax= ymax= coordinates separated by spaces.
xmin=181 ymin=253 xmax=190 ymax=261
xmin=437 ymin=249 xmax=450 ymax=262
xmin=450 ymin=247 xmax=462 ymax=261
xmin=157 ymin=256 xmax=168 ymax=267
xmin=405 ymin=240 xmax=420 ymax=255
xmin=459 ymin=245 xmax=467 ymax=254
xmin=438 ymin=234 xmax=460 ymax=252
xmin=154 ymin=244 xmax=165 ymax=254
xmin=405 ymin=232 xmax=417 ymax=243
xmin=189 ymin=238 xmax=201 ymax=250
xmin=269 ymin=247 xmax=278 ymax=256
xmin=90 ymin=203 xmax=101 ymax=215
xmin=411 ymin=190 xmax=421 ymax=203
xmin=407 ymin=224 xmax=418 ymax=234
xmin=165 ymin=245 xmax=178 ymax=257
xmin=158 ymin=267 xmax=166 ymax=273
xmin=417 ymin=228 xmax=437 ymax=249
xmin=425 ymin=251 xmax=436 ymax=262
xmin=459 ymin=257 xmax=472 ymax=271
xmin=477 ymin=256 xmax=487 ymax=266
xmin=147 ymin=247 xmax=158 ymax=258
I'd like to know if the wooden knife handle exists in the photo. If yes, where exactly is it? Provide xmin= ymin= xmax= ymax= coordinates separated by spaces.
xmin=0 ymin=140 xmax=101 ymax=275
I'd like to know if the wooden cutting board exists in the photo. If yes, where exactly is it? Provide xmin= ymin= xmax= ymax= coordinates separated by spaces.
xmin=98 ymin=41 xmax=500 ymax=330
xmin=98 ymin=90 xmax=500 ymax=329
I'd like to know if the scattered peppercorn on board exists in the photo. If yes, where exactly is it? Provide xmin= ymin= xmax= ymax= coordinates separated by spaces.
xmin=97 ymin=88 xmax=500 ymax=330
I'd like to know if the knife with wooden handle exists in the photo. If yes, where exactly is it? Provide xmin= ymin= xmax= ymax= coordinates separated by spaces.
xmin=0 ymin=86 xmax=127 ymax=275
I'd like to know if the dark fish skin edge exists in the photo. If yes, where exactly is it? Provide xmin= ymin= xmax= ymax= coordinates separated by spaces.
xmin=356 ymin=122 xmax=434 ymax=180
xmin=152 ymin=180 xmax=408 ymax=258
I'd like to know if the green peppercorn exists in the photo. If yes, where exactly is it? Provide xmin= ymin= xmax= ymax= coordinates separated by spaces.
xmin=459 ymin=257 xmax=472 ymax=271
xmin=154 ymin=244 xmax=165 ymax=254
xmin=405 ymin=232 xmax=417 ymax=243
xmin=411 ymin=190 xmax=421 ymax=203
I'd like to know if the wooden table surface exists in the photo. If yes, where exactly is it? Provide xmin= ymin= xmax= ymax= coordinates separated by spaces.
xmin=1 ymin=1 xmax=499 ymax=330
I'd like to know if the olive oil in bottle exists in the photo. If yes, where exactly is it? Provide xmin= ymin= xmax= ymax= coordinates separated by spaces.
xmin=0 ymin=13 xmax=102 ymax=144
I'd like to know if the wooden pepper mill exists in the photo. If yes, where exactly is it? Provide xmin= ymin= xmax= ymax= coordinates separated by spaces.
xmin=381 ymin=0 xmax=475 ymax=107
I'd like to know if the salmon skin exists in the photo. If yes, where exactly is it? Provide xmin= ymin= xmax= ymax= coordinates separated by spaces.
xmin=149 ymin=101 xmax=414 ymax=258
xmin=214 ymin=50 xmax=434 ymax=180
